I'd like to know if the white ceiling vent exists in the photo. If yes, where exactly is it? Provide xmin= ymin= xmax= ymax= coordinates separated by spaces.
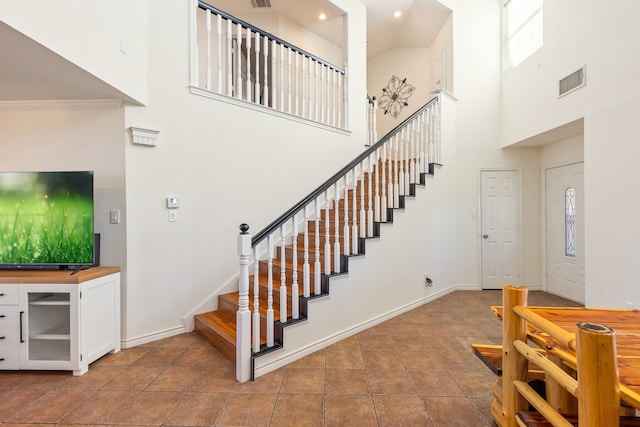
xmin=559 ymin=66 xmax=586 ymax=98
xmin=251 ymin=0 xmax=271 ymax=7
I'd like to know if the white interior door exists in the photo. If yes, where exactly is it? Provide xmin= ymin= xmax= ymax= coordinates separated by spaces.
xmin=546 ymin=163 xmax=585 ymax=303
xmin=481 ymin=170 xmax=521 ymax=289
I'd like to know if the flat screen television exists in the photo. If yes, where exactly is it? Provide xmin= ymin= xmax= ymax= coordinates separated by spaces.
xmin=0 ymin=171 xmax=94 ymax=270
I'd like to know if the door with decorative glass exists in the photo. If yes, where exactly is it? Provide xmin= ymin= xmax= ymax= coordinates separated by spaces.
xmin=546 ymin=162 xmax=585 ymax=303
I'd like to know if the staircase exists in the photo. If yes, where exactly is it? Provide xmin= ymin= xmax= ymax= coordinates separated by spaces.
xmin=194 ymin=95 xmax=442 ymax=380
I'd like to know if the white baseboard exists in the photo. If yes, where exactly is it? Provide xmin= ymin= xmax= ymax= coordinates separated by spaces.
xmin=121 ymin=325 xmax=186 ymax=349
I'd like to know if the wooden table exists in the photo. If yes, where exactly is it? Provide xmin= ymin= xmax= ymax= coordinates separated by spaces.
xmin=491 ymin=305 xmax=640 ymax=409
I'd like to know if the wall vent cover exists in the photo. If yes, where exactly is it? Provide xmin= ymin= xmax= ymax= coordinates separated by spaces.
xmin=251 ymin=0 xmax=271 ymax=7
xmin=559 ymin=66 xmax=586 ymax=97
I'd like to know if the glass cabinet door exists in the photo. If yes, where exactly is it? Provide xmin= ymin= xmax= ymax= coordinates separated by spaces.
xmin=20 ymin=286 xmax=78 ymax=370
xmin=27 ymin=292 xmax=71 ymax=361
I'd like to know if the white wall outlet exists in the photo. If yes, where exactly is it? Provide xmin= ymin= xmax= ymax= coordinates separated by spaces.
xmin=425 ymin=273 xmax=433 ymax=287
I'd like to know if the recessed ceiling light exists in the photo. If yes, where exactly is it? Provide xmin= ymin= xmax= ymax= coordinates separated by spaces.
xmin=319 ymin=13 xmax=327 ymax=20
xmin=393 ymin=10 xmax=402 ymax=18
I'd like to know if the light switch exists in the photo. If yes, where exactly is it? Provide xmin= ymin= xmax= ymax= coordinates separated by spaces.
xmin=110 ymin=210 xmax=120 ymax=224
xmin=169 ymin=211 xmax=177 ymax=222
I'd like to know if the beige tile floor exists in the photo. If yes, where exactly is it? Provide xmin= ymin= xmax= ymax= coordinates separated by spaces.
xmin=0 ymin=290 xmax=580 ymax=426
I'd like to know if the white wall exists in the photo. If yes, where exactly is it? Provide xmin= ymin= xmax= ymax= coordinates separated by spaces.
xmin=0 ymin=0 xmax=149 ymax=105
xmin=501 ymin=1 xmax=640 ymax=307
xmin=0 ymin=104 xmax=128 ymax=288
xmin=430 ymin=15 xmax=454 ymax=93
xmin=502 ymin=0 xmax=640 ymax=146
xmin=367 ymin=47 xmax=432 ymax=137
xmin=120 ymin=0 xmax=368 ymax=344
xmin=540 ymin=135 xmax=584 ymax=169
xmin=585 ymin=96 xmax=640 ymax=308
xmin=434 ymin=0 xmax=545 ymax=289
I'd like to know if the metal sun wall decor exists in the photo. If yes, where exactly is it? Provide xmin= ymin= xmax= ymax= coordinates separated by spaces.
xmin=379 ymin=75 xmax=415 ymax=118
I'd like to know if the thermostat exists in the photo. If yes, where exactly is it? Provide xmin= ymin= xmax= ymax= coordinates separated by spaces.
xmin=166 ymin=197 xmax=180 ymax=209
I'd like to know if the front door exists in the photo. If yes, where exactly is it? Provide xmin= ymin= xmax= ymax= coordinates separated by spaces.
xmin=546 ymin=163 xmax=585 ymax=303
xmin=481 ymin=170 xmax=521 ymax=289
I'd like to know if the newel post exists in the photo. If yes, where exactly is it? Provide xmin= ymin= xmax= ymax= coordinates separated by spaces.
xmin=236 ymin=223 xmax=252 ymax=383
xmin=502 ymin=285 xmax=529 ymax=427
xmin=576 ymin=322 xmax=619 ymax=427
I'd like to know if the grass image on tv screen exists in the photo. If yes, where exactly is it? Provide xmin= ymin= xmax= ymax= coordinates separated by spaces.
xmin=0 ymin=193 xmax=93 ymax=264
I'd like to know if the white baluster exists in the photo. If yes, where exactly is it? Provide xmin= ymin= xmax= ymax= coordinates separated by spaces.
xmin=381 ymin=143 xmax=388 ymax=222
xmin=430 ymin=102 xmax=435 ymax=164
xmin=279 ymin=226 xmax=287 ymax=323
xmin=320 ymin=65 xmax=325 ymax=123
xmin=367 ymin=154 xmax=374 ymax=237
xmin=314 ymin=199 xmax=321 ymax=295
xmin=393 ymin=135 xmax=400 ymax=207
xmin=301 ymin=55 xmax=306 ymax=117
xmin=254 ymin=32 xmax=261 ymax=105
xmin=359 ymin=162 xmax=366 ymax=238
xmin=252 ymin=246 xmax=260 ymax=353
xmin=236 ymin=224 xmax=251 ymax=382
xmin=314 ymin=62 xmax=319 ymax=122
xmin=333 ymin=182 xmax=341 ymax=273
xmin=266 ymin=234 xmax=274 ymax=347
xmin=216 ymin=14 xmax=222 ymax=92
xmin=330 ymin=69 xmax=335 ymax=126
xmin=226 ymin=19 xmax=232 ymax=97
xmin=308 ymin=58 xmax=313 ymax=119
xmin=427 ymin=106 xmax=433 ymax=164
xmin=388 ymin=140 xmax=394 ymax=210
xmin=404 ymin=130 xmax=410 ymax=195
xmin=271 ymin=39 xmax=277 ymax=109
xmin=295 ymin=53 xmax=300 ymax=116
xmin=291 ymin=216 xmax=299 ymax=320
xmin=287 ymin=47 xmax=292 ymax=114
xmin=418 ymin=113 xmax=425 ymax=174
xmin=374 ymin=149 xmax=381 ymax=223
xmin=337 ymin=71 xmax=343 ymax=128
xmin=205 ymin=10 xmax=212 ymax=90
xmin=372 ymin=97 xmax=378 ymax=142
xmin=263 ymin=36 xmax=269 ymax=107
xmin=436 ymin=100 xmax=441 ymax=164
xmin=343 ymin=177 xmax=350 ymax=256
xmin=351 ymin=169 xmax=358 ymax=255
xmin=236 ymin=23 xmax=243 ymax=99
xmin=245 ymin=28 xmax=252 ymax=102
xmin=342 ymin=64 xmax=348 ymax=129
xmin=279 ymin=43 xmax=284 ymax=111
xmin=303 ymin=205 xmax=310 ymax=298
xmin=410 ymin=121 xmax=417 ymax=185
xmin=399 ymin=132 xmax=406 ymax=197
xmin=324 ymin=191 xmax=331 ymax=275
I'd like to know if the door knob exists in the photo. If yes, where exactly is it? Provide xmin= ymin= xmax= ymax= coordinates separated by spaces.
xmin=483 ymin=234 xmax=489 ymax=239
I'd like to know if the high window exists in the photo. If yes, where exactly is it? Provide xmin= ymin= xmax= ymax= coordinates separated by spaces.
xmin=504 ymin=0 xmax=543 ymax=69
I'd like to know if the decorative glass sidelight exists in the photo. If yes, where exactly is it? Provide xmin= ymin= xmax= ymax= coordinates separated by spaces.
xmin=565 ymin=187 xmax=576 ymax=257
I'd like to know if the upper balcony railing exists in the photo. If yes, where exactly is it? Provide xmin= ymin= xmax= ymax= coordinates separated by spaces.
xmin=191 ymin=1 xmax=347 ymax=129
